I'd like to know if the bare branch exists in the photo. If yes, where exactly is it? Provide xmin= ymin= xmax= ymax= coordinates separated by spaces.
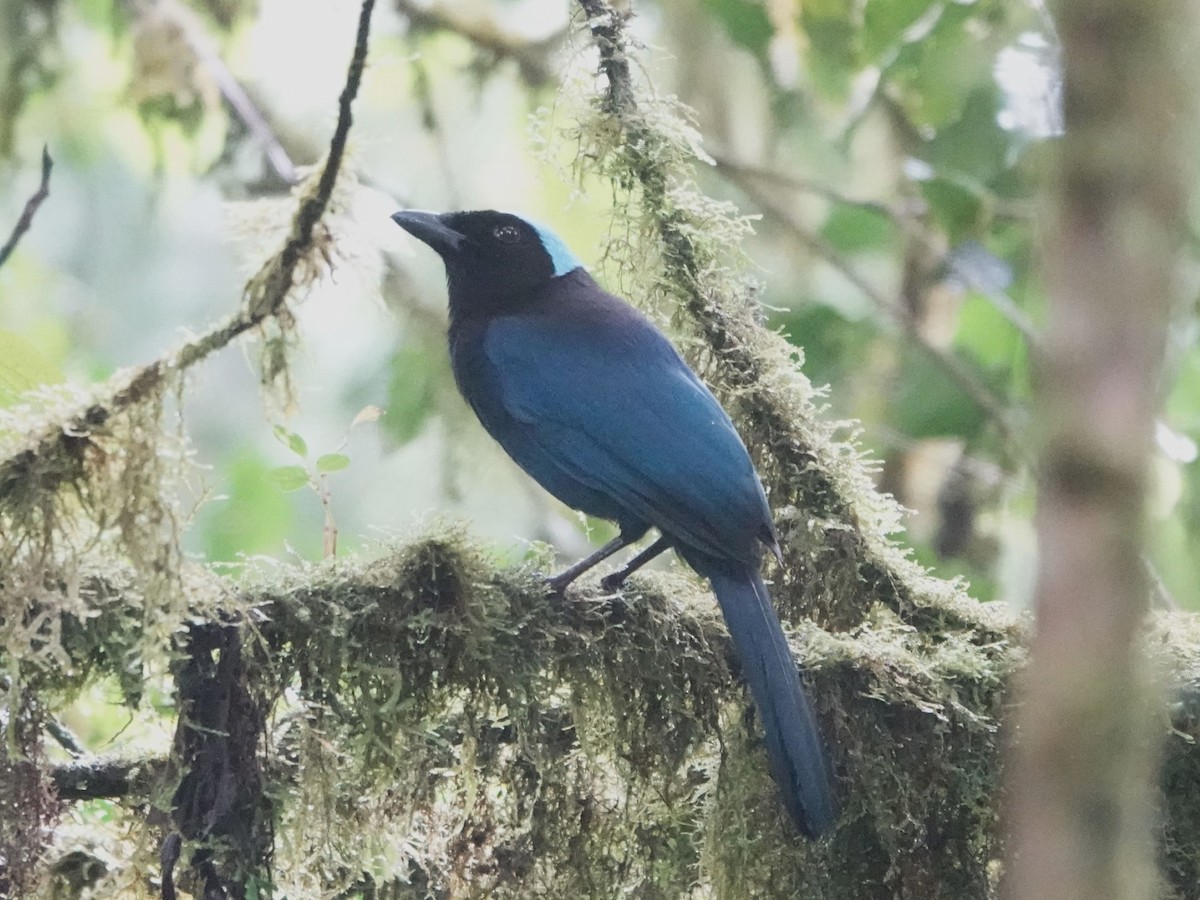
xmin=0 ymin=146 xmax=52 ymax=270
xmin=711 ymin=150 xmax=1045 ymax=353
xmin=395 ymin=0 xmax=566 ymax=85
xmin=709 ymin=148 xmax=904 ymax=220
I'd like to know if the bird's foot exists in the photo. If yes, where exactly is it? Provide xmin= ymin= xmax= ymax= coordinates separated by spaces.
xmin=544 ymin=571 xmax=575 ymax=596
xmin=599 ymin=571 xmax=628 ymax=593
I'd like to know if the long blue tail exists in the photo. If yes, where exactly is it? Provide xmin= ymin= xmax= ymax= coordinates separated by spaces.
xmin=695 ymin=561 xmax=836 ymax=837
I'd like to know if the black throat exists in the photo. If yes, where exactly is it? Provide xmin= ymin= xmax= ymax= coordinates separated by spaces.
xmin=446 ymin=267 xmax=595 ymax=327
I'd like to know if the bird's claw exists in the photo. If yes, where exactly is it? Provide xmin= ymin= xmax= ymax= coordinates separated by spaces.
xmin=599 ymin=572 xmax=627 ymax=593
xmin=544 ymin=574 xmax=570 ymax=596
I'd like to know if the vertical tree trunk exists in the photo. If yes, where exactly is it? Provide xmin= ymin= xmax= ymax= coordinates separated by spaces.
xmin=1004 ymin=1 xmax=1196 ymax=897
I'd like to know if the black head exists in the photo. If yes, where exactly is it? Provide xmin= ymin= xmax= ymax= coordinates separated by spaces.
xmin=391 ymin=209 xmax=583 ymax=308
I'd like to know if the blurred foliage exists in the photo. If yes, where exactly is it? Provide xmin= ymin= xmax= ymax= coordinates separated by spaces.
xmin=381 ymin=339 xmax=440 ymax=445
xmin=0 ymin=328 xmax=63 ymax=405
xmin=198 ymin=449 xmax=294 ymax=562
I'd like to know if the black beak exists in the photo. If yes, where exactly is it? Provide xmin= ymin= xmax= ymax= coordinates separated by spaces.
xmin=391 ymin=209 xmax=465 ymax=256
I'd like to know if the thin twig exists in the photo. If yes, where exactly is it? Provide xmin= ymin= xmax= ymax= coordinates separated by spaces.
xmin=709 ymin=148 xmax=903 ymax=220
xmin=712 ymin=149 xmax=1043 ymax=347
xmin=177 ymin=8 xmax=297 ymax=184
xmin=725 ymin=167 xmax=1028 ymax=461
xmin=0 ymin=145 xmax=52 ymax=270
xmin=312 ymin=0 xmax=373 ymax=228
xmin=396 ymin=0 xmax=566 ymax=85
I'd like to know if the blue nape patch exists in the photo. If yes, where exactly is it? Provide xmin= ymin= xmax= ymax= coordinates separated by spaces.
xmin=528 ymin=219 xmax=584 ymax=277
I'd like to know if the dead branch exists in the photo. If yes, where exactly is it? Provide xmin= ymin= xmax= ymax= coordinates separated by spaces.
xmin=0 ymin=146 xmax=52 ymax=270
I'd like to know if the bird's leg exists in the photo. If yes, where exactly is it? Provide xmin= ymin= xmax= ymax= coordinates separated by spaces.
xmin=546 ymin=533 xmax=636 ymax=594
xmin=599 ymin=535 xmax=672 ymax=592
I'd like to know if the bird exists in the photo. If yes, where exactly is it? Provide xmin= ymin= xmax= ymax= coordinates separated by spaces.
xmin=391 ymin=208 xmax=836 ymax=838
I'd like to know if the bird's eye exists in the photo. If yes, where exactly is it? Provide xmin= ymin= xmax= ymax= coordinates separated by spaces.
xmin=493 ymin=224 xmax=521 ymax=244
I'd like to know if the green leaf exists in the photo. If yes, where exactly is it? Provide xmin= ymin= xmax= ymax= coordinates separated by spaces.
xmin=273 ymin=425 xmax=308 ymax=458
xmin=954 ymin=294 xmax=1020 ymax=370
xmin=884 ymin=4 xmax=1006 ymax=130
xmin=924 ymin=86 xmax=1010 ymax=183
xmin=888 ymin=346 xmax=989 ymax=440
xmin=383 ymin=344 xmax=439 ymax=445
xmin=316 ymin=453 xmax=350 ymax=474
xmin=268 ymin=465 xmax=310 ymax=493
xmin=0 ymin=329 xmax=65 ymax=408
xmin=700 ymin=0 xmax=773 ymax=56
xmin=802 ymin=17 xmax=859 ymax=99
xmin=920 ymin=178 xmax=985 ymax=242
xmin=862 ymin=0 xmax=939 ymax=59
xmin=820 ymin=202 xmax=895 ymax=254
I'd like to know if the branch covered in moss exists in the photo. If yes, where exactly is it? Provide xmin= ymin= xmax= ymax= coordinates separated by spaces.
xmin=33 ymin=532 xmax=1200 ymax=898
xmin=51 ymin=755 xmax=168 ymax=801
xmin=0 ymin=7 xmax=379 ymax=892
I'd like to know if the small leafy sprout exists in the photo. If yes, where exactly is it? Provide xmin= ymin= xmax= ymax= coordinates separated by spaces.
xmin=268 ymin=406 xmax=382 ymax=558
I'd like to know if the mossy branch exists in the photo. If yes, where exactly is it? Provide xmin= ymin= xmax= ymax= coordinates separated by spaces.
xmin=0 ymin=4 xmax=378 ymax=893
xmin=51 ymin=755 xmax=169 ymax=801
xmin=33 ymin=532 xmax=1200 ymax=897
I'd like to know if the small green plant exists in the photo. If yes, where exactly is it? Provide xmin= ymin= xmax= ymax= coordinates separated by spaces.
xmin=268 ymin=406 xmax=381 ymax=558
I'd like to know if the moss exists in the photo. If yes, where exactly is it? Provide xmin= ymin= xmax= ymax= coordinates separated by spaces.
xmin=0 ymin=379 xmax=190 ymax=698
xmin=245 ymin=531 xmax=728 ymax=896
xmin=230 ymin=532 xmax=1019 ymax=897
xmin=13 ymin=524 xmax=1200 ymax=897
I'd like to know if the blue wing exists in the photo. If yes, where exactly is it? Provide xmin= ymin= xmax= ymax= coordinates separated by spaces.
xmin=482 ymin=299 xmax=772 ymax=564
